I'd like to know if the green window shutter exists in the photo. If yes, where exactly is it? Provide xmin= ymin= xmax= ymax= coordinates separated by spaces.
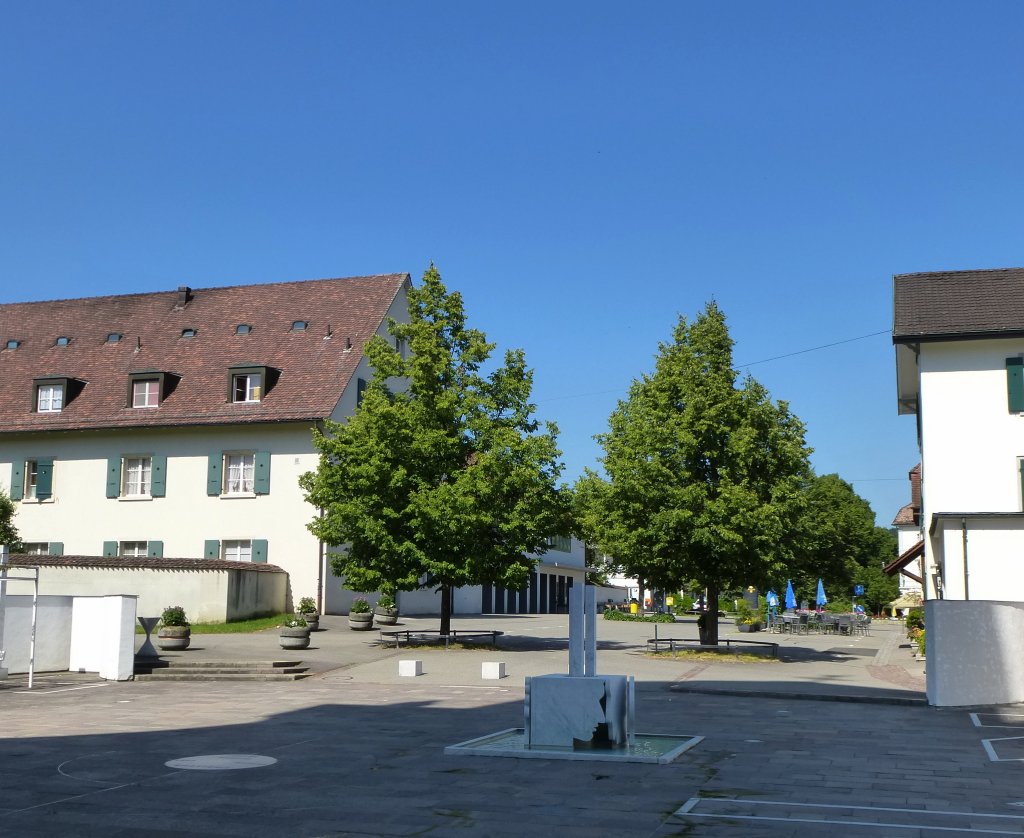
xmin=10 ymin=462 xmax=23 ymax=501
xmin=254 ymin=452 xmax=271 ymax=494
xmin=1008 ymin=358 xmax=1024 ymax=412
xmin=103 ymin=540 xmax=118 ymax=557
xmin=147 ymin=540 xmax=163 ymax=558
xmin=106 ymin=457 xmax=121 ymax=498
xmin=252 ymin=539 xmax=268 ymax=564
xmin=36 ymin=457 xmax=53 ymax=501
xmin=207 ymin=453 xmax=222 ymax=496
xmin=48 ymin=542 xmax=64 ymax=556
xmin=204 ymin=539 xmax=220 ymax=559
xmin=151 ymin=455 xmax=167 ymax=497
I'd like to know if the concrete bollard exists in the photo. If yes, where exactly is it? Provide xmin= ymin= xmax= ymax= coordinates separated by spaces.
xmin=482 ymin=661 xmax=506 ymax=680
xmin=399 ymin=659 xmax=422 ymax=677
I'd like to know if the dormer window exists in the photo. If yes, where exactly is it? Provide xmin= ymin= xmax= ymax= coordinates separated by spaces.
xmin=236 ymin=324 xmax=252 ymax=335
xmin=55 ymin=336 xmax=70 ymax=346
xmin=107 ymin=333 xmax=123 ymax=343
xmin=181 ymin=328 xmax=197 ymax=339
xmin=37 ymin=383 xmax=63 ymax=412
xmin=234 ymin=372 xmax=262 ymax=402
xmin=227 ymin=365 xmax=277 ymax=404
xmin=5 ymin=339 xmax=20 ymax=350
xmin=132 ymin=379 xmax=160 ymax=408
xmin=291 ymin=320 xmax=308 ymax=331
xmin=126 ymin=370 xmax=177 ymax=409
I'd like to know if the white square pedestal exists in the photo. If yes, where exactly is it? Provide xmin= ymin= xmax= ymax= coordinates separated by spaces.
xmin=482 ymin=661 xmax=506 ymax=679
xmin=399 ymin=659 xmax=422 ymax=677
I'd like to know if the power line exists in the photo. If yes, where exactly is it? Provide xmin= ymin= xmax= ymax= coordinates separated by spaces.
xmin=736 ymin=330 xmax=889 ymax=368
xmin=535 ymin=328 xmax=891 ymax=404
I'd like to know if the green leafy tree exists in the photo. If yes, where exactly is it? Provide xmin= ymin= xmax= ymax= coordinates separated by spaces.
xmin=575 ymin=302 xmax=812 ymax=644
xmin=0 ymin=488 xmax=20 ymax=551
xmin=787 ymin=474 xmax=899 ymax=612
xmin=301 ymin=266 xmax=569 ymax=634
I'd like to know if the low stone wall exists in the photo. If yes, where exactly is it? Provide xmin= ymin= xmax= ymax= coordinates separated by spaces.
xmin=926 ymin=599 xmax=1024 ymax=706
xmin=6 ymin=556 xmax=287 ymax=623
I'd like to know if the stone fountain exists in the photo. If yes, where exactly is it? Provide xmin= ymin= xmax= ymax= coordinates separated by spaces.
xmin=445 ymin=584 xmax=702 ymax=764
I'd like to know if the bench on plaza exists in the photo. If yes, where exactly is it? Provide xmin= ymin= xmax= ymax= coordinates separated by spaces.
xmin=378 ymin=629 xmax=504 ymax=649
xmin=646 ymin=636 xmax=778 ymax=658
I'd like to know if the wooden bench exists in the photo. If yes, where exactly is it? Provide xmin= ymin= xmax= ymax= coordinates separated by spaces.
xmin=378 ymin=629 xmax=504 ymax=649
xmin=646 ymin=637 xmax=778 ymax=657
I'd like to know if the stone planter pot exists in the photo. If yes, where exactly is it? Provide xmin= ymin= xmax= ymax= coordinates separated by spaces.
xmin=737 ymin=622 xmax=761 ymax=633
xmin=348 ymin=611 xmax=374 ymax=631
xmin=280 ymin=627 xmax=311 ymax=650
xmin=157 ymin=626 xmax=191 ymax=651
xmin=299 ymin=613 xmax=320 ymax=631
xmin=374 ymin=606 xmax=399 ymax=626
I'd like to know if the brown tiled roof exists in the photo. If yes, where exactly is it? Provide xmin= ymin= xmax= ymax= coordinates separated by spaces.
xmin=6 ymin=555 xmax=284 ymax=572
xmin=892 ymin=503 xmax=916 ymax=527
xmin=894 ymin=268 xmax=1024 ymax=342
xmin=883 ymin=539 xmax=924 ymax=576
xmin=0 ymin=274 xmax=408 ymax=434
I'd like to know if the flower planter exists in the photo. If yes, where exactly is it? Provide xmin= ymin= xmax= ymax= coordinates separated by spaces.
xmin=374 ymin=606 xmax=399 ymax=626
xmin=299 ymin=612 xmax=320 ymax=631
xmin=280 ymin=627 xmax=311 ymax=650
xmin=348 ymin=611 xmax=374 ymax=631
xmin=157 ymin=626 xmax=191 ymax=651
xmin=737 ymin=622 xmax=761 ymax=633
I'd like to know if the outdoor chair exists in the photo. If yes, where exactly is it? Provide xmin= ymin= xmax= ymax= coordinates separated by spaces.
xmin=852 ymin=615 xmax=871 ymax=636
xmin=835 ymin=615 xmax=853 ymax=635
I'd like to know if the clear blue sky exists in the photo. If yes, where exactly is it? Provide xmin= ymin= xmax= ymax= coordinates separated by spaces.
xmin=4 ymin=2 xmax=1023 ymax=525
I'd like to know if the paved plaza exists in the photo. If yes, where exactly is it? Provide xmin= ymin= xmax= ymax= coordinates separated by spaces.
xmin=1 ymin=614 xmax=1022 ymax=836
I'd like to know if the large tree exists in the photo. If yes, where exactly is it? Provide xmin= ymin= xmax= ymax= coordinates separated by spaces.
xmin=791 ymin=473 xmax=899 ymax=609
xmin=300 ymin=266 xmax=569 ymax=633
xmin=0 ymin=489 xmax=19 ymax=551
xmin=575 ymin=302 xmax=812 ymax=644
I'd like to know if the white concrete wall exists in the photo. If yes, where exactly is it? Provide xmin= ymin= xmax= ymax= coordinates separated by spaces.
xmin=1 ymin=594 xmax=73 ymax=673
xmin=930 ymin=518 xmax=1024 ymax=601
xmin=917 ymin=339 xmax=1024 ymax=599
xmin=926 ymin=599 xmax=1024 ymax=706
xmin=24 ymin=565 xmax=285 ymax=623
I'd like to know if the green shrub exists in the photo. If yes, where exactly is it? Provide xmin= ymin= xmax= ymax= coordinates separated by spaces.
xmin=160 ymin=605 xmax=189 ymax=627
xmin=377 ymin=592 xmax=396 ymax=609
xmin=603 ymin=610 xmax=674 ymax=623
xmin=297 ymin=597 xmax=317 ymax=614
xmin=905 ymin=608 xmax=924 ymax=632
xmin=349 ymin=596 xmax=371 ymax=613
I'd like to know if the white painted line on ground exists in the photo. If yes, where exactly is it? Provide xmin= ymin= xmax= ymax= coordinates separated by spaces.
xmin=673 ymin=798 xmax=1024 ymax=835
xmin=982 ymin=736 xmax=1024 ymax=762
xmin=972 ymin=712 xmax=1024 ymax=729
xmin=14 ymin=683 xmax=107 ymax=695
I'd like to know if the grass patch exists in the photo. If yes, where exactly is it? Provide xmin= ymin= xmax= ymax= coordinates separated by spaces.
xmin=136 ymin=614 xmax=293 ymax=634
xmin=646 ymin=650 xmax=778 ymax=663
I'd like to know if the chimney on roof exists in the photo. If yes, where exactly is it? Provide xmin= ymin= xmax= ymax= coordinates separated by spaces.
xmin=176 ymin=286 xmax=193 ymax=307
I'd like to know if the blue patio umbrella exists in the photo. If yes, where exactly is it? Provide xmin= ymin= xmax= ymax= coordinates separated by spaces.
xmin=816 ymin=578 xmax=828 ymax=608
xmin=785 ymin=580 xmax=797 ymax=610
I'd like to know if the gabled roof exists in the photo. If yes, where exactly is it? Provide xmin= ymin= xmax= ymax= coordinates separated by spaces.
xmin=0 ymin=273 xmax=409 ymax=434
xmin=883 ymin=539 xmax=924 ymax=577
xmin=894 ymin=268 xmax=1024 ymax=343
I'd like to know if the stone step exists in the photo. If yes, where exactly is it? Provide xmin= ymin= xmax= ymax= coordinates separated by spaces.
xmin=134 ymin=671 xmax=313 ymax=682
xmin=136 ymin=659 xmax=303 ymax=670
xmin=133 ymin=658 xmax=310 ymax=681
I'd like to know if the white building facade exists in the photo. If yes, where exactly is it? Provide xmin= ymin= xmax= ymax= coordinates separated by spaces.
xmin=894 ymin=268 xmax=1024 ymax=705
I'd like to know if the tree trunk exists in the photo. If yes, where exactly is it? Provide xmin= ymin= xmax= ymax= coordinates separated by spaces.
xmin=637 ymin=575 xmax=646 ymax=612
xmin=698 ymin=582 xmax=721 ymax=645
xmin=440 ymin=583 xmax=452 ymax=635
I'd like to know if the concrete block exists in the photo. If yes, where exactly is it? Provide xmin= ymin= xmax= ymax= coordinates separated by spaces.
xmin=399 ymin=659 xmax=422 ymax=677
xmin=482 ymin=661 xmax=506 ymax=679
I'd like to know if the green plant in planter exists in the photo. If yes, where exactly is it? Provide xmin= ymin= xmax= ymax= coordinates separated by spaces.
xmin=917 ymin=628 xmax=926 ymax=656
xmin=284 ymin=615 xmax=308 ymax=629
xmin=161 ymin=605 xmax=189 ymax=627
xmin=350 ymin=597 xmax=371 ymax=613
xmin=377 ymin=592 xmax=396 ymax=610
xmin=297 ymin=597 xmax=317 ymax=614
